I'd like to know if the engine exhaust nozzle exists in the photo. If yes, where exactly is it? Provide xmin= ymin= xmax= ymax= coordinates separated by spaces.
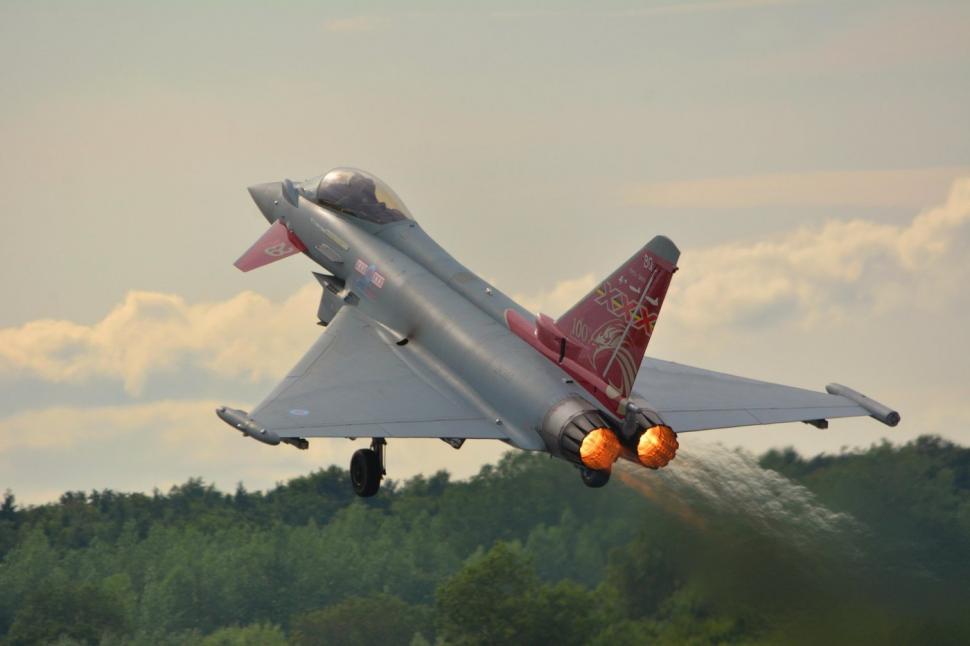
xmin=638 ymin=424 xmax=678 ymax=469
xmin=579 ymin=428 xmax=622 ymax=471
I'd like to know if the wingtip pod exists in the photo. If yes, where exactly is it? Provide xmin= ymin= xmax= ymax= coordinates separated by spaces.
xmin=215 ymin=406 xmax=281 ymax=445
xmin=825 ymin=384 xmax=901 ymax=427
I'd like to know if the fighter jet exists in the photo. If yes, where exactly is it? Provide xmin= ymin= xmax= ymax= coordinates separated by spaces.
xmin=217 ymin=167 xmax=900 ymax=496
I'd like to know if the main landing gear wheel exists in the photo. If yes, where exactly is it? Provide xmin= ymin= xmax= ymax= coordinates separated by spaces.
xmin=350 ymin=438 xmax=386 ymax=497
xmin=580 ymin=467 xmax=611 ymax=488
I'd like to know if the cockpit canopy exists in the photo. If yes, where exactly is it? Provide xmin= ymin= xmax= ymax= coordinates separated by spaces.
xmin=299 ymin=168 xmax=412 ymax=225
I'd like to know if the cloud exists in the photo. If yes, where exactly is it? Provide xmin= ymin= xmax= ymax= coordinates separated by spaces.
xmin=624 ymin=167 xmax=970 ymax=210
xmin=666 ymin=176 xmax=970 ymax=333
xmin=516 ymin=176 xmax=970 ymax=454
xmin=0 ymin=399 xmax=509 ymax=505
xmin=751 ymin=3 xmax=970 ymax=75
xmin=621 ymin=0 xmax=799 ymax=17
xmin=322 ymin=16 xmax=382 ymax=33
xmin=518 ymin=176 xmax=970 ymax=331
xmin=0 ymin=399 xmax=220 ymax=454
xmin=512 ymin=273 xmax=597 ymax=317
xmin=0 ymin=268 xmax=595 ymax=403
xmin=0 ymin=285 xmax=321 ymax=395
xmin=9 ymin=177 xmax=964 ymax=399
xmin=492 ymin=0 xmax=797 ymax=20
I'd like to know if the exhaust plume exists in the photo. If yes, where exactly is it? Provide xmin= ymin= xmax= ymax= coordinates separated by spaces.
xmin=616 ymin=442 xmax=860 ymax=550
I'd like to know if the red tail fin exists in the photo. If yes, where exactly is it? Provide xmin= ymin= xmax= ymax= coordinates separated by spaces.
xmin=556 ymin=235 xmax=679 ymax=401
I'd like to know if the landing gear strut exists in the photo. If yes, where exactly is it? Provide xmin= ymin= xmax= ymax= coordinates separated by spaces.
xmin=580 ymin=466 xmax=611 ymax=488
xmin=350 ymin=438 xmax=386 ymax=497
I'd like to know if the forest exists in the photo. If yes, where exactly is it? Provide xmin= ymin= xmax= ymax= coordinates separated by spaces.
xmin=0 ymin=435 xmax=968 ymax=645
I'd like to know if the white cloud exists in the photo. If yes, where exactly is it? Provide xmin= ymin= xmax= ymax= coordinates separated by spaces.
xmin=4 ymin=178 xmax=967 ymax=398
xmin=0 ymin=399 xmax=222 ymax=454
xmin=0 ymin=285 xmax=320 ymax=395
xmin=512 ymin=273 xmax=597 ymax=317
xmin=0 ymin=266 xmax=590 ymax=402
xmin=522 ymin=176 xmax=970 ymax=333
xmin=666 ymin=177 xmax=970 ymax=333
xmin=624 ymin=168 xmax=970 ymax=209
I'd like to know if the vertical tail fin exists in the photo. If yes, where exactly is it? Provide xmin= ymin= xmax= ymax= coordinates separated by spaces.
xmin=556 ymin=235 xmax=679 ymax=401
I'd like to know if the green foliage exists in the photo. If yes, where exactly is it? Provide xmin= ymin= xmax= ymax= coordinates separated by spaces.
xmin=763 ymin=436 xmax=970 ymax=578
xmin=435 ymin=542 xmax=540 ymax=644
xmin=0 ymin=491 xmax=15 ymax=521
xmin=290 ymin=593 xmax=432 ymax=646
xmin=0 ymin=491 xmax=17 ymax=567
xmin=200 ymin=623 xmax=288 ymax=646
xmin=0 ymin=436 xmax=967 ymax=644
xmin=436 ymin=542 xmax=601 ymax=646
xmin=5 ymin=578 xmax=129 ymax=645
xmin=601 ymin=531 xmax=678 ymax=618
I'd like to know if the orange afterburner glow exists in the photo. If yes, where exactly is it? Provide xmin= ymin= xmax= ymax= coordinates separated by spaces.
xmin=637 ymin=424 xmax=678 ymax=469
xmin=579 ymin=428 xmax=622 ymax=470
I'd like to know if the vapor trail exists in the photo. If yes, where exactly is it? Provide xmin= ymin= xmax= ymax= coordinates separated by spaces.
xmin=616 ymin=442 xmax=860 ymax=550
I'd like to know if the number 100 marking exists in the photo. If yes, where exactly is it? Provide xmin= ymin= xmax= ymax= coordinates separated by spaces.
xmin=571 ymin=319 xmax=590 ymax=343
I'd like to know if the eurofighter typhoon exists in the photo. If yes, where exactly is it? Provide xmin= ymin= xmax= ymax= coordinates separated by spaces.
xmin=217 ymin=168 xmax=900 ymax=496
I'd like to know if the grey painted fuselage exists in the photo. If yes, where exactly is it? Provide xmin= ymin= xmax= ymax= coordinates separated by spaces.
xmin=252 ymin=182 xmax=594 ymax=453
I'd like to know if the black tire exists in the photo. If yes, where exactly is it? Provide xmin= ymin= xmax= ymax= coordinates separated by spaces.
xmin=580 ymin=467 xmax=610 ymax=488
xmin=350 ymin=448 xmax=382 ymax=497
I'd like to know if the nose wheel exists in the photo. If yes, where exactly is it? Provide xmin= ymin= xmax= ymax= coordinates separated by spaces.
xmin=350 ymin=438 xmax=385 ymax=497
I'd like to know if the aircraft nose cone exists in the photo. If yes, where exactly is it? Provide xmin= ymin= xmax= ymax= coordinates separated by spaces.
xmin=247 ymin=182 xmax=282 ymax=223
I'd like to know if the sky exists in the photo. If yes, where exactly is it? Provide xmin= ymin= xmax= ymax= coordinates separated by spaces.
xmin=1 ymin=0 xmax=968 ymax=504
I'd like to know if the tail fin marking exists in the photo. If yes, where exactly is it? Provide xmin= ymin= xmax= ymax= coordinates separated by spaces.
xmin=555 ymin=235 xmax=679 ymax=402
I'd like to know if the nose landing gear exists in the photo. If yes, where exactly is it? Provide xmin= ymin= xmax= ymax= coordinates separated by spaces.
xmin=350 ymin=438 xmax=386 ymax=497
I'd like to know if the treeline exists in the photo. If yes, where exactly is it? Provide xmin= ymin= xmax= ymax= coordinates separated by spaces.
xmin=0 ymin=436 xmax=968 ymax=644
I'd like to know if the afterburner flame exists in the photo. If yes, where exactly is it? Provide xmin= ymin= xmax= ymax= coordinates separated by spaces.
xmin=637 ymin=424 xmax=678 ymax=469
xmin=580 ymin=428 xmax=622 ymax=470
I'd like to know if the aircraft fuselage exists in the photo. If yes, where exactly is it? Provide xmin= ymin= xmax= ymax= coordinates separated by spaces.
xmin=249 ymin=181 xmax=610 ymax=457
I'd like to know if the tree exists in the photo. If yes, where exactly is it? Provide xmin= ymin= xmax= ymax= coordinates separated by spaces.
xmin=290 ymin=594 xmax=432 ymax=646
xmin=0 ymin=489 xmax=18 ymax=559
xmin=0 ymin=437 xmax=967 ymax=643
xmin=436 ymin=542 xmax=539 ymax=645
xmin=602 ymin=532 xmax=678 ymax=619
xmin=200 ymin=623 xmax=288 ymax=646
xmin=5 ymin=580 xmax=129 ymax=645
xmin=0 ymin=490 xmax=15 ymax=521
xmin=435 ymin=542 xmax=600 ymax=646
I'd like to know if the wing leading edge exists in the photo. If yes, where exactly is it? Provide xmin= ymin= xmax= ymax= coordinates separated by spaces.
xmin=234 ymin=306 xmax=508 ymax=440
xmin=633 ymin=358 xmax=899 ymax=433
